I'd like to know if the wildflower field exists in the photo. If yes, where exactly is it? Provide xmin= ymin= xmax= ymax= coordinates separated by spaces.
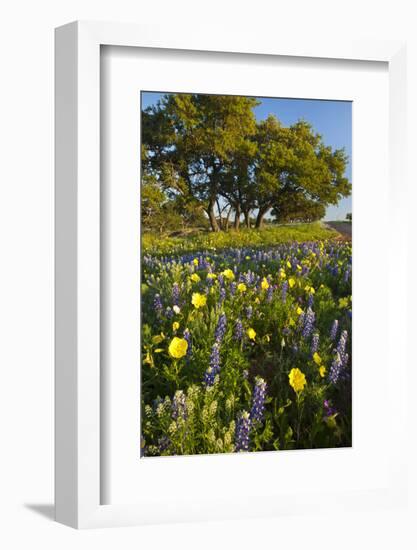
xmin=141 ymin=224 xmax=352 ymax=456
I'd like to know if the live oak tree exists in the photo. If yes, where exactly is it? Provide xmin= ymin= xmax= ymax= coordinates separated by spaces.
xmin=141 ymin=93 xmax=351 ymax=232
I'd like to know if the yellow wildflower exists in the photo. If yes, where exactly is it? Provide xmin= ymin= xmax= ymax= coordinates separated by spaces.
xmin=172 ymin=321 xmax=180 ymax=331
xmin=297 ymin=265 xmax=302 ymax=272
xmin=222 ymin=268 xmax=235 ymax=281
xmin=154 ymin=348 xmax=164 ymax=353
xmin=339 ymin=297 xmax=349 ymax=308
xmin=288 ymin=368 xmax=307 ymax=393
xmin=168 ymin=337 xmax=188 ymax=359
xmin=190 ymin=273 xmax=200 ymax=283
xmin=247 ymin=328 xmax=256 ymax=340
xmin=288 ymin=278 xmax=296 ymax=288
xmin=152 ymin=333 xmax=165 ymax=344
xmin=286 ymin=260 xmax=292 ymax=269
xmin=313 ymin=352 xmax=322 ymax=365
xmin=192 ymin=292 xmax=207 ymax=309
xmin=309 ymin=287 xmax=315 ymax=295
xmin=207 ymin=273 xmax=217 ymax=280
xmin=193 ymin=258 xmax=199 ymax=266
xmin=245 ymin=255 xmax=251 ymax=260
xmin=261 ymin=277 xmax=269 ymax=290
xmin=319 ymin=366 xmax=326 ymax=378
xmin=296 ymin=306 xmax=304 ymax=315
xmin=280 ymin=269 xmax=286 ymax=279
xmin=305 ymin=285 xmax=310 ymax=292
xmin=237 ymin=282 xmax=247 ymax=293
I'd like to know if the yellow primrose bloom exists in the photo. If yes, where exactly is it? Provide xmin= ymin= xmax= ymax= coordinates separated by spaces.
xmin=193 ymin=258 xmax=199 ymax=266
xmin=288 ymin=368 xmax=307 ymax=393
xmin=305 ymin=285 xmax=310 ymax=292
xmin=288 ymin=278 xmax=296 ymax=288
xmin=313 ymin=352 xmax=322 ymax=365
xmin=247 ymin=328 xmax=256 ymax=340
xmin=261 ymin=277 xmax=269 ymax=290
xmin=289 ymin=318 xmax=296 ymax=327
xmin=172 ymin=321 xmax=180 ymax=332
xmin=297 ymin=265 xmax=302 ymax=271
xmin=190 ymin=273 xmax=201 ymax=283
xmin=280 ymin=269 xmax=286 ymax=279
xmin=309 ymin=287 xmax=315 ymax=294
xmin=222 ymin=268 xmax=235 ymax=281
xmin=286 ymin=260 xmax=292 ymax=269
xmin=319 ymin=366 xmax=326 ymax=378
xmin=245 ymin=255 xmax=251 ymax=260
xmin=154 ymin=348 xmax=164 ymax=353
xmin=152 ymin=333 xmax=165 ymax=344
xmin=255 ymin=297 xmax=260 ymax=304
xmin=339 ymin=297 xmax=349 ymax=308
xmin=192 ymin=292 xmax=207 ymax=309
xmin=237 ymin=282 xmax=247 ymax=293
xmin=207 ymin=273 xmax=217 ymax=280
xmin=168 ymin=337 xmax=188 ymax=359
xmin=296 ymin=306 xmax=304 ymax=315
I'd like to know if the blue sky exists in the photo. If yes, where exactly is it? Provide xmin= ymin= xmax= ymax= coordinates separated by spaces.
xmin=142 ymin=92 xmax=352 ymax=221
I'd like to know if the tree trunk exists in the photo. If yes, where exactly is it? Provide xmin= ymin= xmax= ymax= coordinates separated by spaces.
xmin=233 ymin=205 xmax=241 ymax=230
xmin=243 ymin=210 xmax=251 ymax=228
xmin=225 ymin=206 xmax=232 ymax=231
xmin=207 ymin=200 xmax=220 ymax=232
xmin=255 ymin=206 xmax=269 ymax=229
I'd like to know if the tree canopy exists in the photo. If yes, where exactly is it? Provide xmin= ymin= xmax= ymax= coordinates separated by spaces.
xmin=141 ymin=93 xmax=351 ymax=232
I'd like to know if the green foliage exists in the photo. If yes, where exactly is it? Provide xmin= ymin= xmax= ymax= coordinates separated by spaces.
xmin=142 ymin=93 xmax=351 ymax=232
xmin=141 ymin=234 xmax=352 ymax=456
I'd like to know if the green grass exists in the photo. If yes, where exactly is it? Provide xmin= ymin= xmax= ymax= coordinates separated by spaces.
xmin=142 ymin=222 xmax=338 ymax=255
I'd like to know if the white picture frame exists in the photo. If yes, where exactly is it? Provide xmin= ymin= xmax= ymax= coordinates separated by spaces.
xmin=55 ymin=20 xmax=407 ymax=529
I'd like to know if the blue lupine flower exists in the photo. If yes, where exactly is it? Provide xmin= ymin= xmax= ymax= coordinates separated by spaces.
xmin=246 ymin=305 xmax=253 ymax=319
xmin=165 ymin=306 xmax=173 ymax=319
xmin=235 ymin=411 xmax=251 ymax=452
xmin=214 ymin=313 xmax=227 ymax=344
xmin=183 ymin=328 xmax=192 ymax=358
xmin=234 ymin=318 xmax=243 ymax=341
xmin=302 ymin=307 xmax=315 ymax=338
xmin=337 ymin=330 xmax=348 ymax=357
xmin=330 ymin=319 xmax=339 ymax=341
xmin=154 ymin=293 xmax=163 ymax=316
xmin=267 ymin=285 xmax=273 ymax=303
xmin=311 ymin=332 xmax=319 ymax=354
xmin=281 ymin=280 xmax=288 ymax=303
xmin=158 ymin=435 xmax=171 ymax=452
xmin=230 ymin=282 xmax=236 ymax=296
xmin=172 ymin=390 xmax=187 ymax=420
xmin=250 ymin=377 xmax=267 ymax=423
xmin=219 ymin=287 xmax=226 ymax=304
xmin=204 ymin=343 xmax=220 ymax=386
xmin=329 ymin=353 xmax=343 ymax=384
xmin=172 ymin=282 xmax=180 ymax=306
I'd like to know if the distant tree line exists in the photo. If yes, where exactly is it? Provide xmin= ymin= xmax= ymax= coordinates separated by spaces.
xmin=141 ymin=93 xmax=351 ymax=233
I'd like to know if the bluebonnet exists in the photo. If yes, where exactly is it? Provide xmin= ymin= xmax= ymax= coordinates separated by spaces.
xmin=158 ymin=435 xmax=171 ymax=452
xmin=230 ymin=282 xmax=236 ymax=296
xmin=204 ymin=343 xmax=220 ymax=386
xmin=307 ymin=293 xmax=314 ymax=308
xmin=183 ymin=328 xmax=192 ymax=358
xmin=250 ymin=377 xmax=267 ymax=423
xmin=329 ymin=353 xmax=343 ymax=384
xmin=302 ymin=307 xmax=315 ymax=338
xmin=246 ymin=305 xmax=253 ymax=319
xmin=172 ymin=282 xmax=180 ymax=306
xmin=235 ymin=411 xmax=251 ymax=452
xmin=214 ymin=313 xmax=227 ymax=344
xmin=267 ymin=285 xmax=273 ymax=303
xmin=234 ymin=318 xmax=243 ymax=341
xmin=311 ymin=332 xmax=319 ymax=354
xmin=219 ymin=287 xmax=226 ymax=304
xmin=281 ymin=280 xmax=288 ymax=303
xmin=172 ymin=390 xmax=187 ymax=420
xmin=330 ymin=319 xmax=339 ymax=341
xmin=154 ymin=293 xmax=163 ymax=316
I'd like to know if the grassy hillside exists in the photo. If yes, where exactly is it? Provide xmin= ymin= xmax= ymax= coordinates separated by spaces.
xmin=142 ymin=222 xmax=338 ymax=255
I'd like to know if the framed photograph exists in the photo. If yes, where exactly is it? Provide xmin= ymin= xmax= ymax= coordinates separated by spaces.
xmin=55 ymin=21 xmax=407 ymax=528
